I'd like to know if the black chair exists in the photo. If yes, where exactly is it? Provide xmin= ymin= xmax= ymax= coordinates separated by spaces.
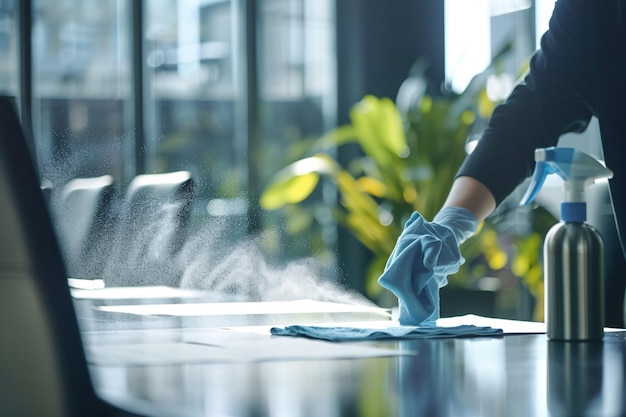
xmin=54 ymin=174 xmax=114 ymax=279
xmin=102 ymin=170 xmax=195 ymax=287
xmin=0 ymin=96 xmax=142 ymax=416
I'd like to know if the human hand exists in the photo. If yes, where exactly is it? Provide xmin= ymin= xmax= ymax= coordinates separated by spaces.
xmin=378 ymin=206 xmax=478 ymax=325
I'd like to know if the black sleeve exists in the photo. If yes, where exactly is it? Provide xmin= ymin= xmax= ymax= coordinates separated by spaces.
xmin=456 ymin=0 xmax=595 ymax=205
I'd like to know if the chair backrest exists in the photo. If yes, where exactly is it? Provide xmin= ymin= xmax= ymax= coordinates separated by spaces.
xmin=103 ymin=171 xmax=195 ymax=287
xmin=55 ymin=175 xmax=114 ymax=278
xmin=0 ymin=96 xmax=138 ymax=416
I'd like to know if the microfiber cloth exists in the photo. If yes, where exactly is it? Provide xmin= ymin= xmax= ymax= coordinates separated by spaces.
xmin=378 ymin=207 xmax=478 ymax=326
xmin=270 ymin=324 xmax=503 ymax=342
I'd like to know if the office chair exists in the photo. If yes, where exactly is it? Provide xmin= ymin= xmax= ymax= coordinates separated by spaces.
xmin=102 ymin=170 xmax=195 ymax=287
xmin=0 ymin=96 xmax=142 ymax=416
xmin=54 ymin=174 xmax=114 ymax=279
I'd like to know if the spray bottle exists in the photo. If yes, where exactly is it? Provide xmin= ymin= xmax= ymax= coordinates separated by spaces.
xmin=520 ymin=147 xmax=613 ymax=341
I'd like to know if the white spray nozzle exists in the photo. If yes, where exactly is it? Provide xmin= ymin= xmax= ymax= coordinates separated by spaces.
xmin=520 ymin=147 xmax=613 ymax=213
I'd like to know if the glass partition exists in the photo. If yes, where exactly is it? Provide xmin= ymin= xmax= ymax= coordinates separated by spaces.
xmin=256 ymin=0 xmax=337 ymax=266
xmin=25 ymin=0 xmax=337 ymax=290
xmin=142 ymin=0 xmax=337 ymax=266
xmin=144 ymin=0 xmax=245 ymax=199
xmin=32 ymin=0 xmax=132 ymax=183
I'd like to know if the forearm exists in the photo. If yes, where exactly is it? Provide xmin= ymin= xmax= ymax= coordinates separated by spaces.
xmin=441 ymin=176 xmax=496 ymax=223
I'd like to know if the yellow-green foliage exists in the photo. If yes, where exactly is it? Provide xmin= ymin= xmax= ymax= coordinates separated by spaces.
xmin=260 ymin=57 xmax=555 ymax=308
xmin=260 ymin=92 xmax=506 ymax=297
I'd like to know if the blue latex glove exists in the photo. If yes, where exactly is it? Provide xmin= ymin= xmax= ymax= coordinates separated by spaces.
xmin=378 ymin=206 xmax=478 ymax=326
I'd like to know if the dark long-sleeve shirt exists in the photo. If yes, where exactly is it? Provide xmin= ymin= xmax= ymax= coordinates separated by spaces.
xmin=457 ymin=0 xmax=626 ymax=253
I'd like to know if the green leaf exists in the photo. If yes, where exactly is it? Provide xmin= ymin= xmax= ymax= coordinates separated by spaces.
xmin=260 ymin=156 xmax=338 ymax=209
xmin=377 ymin=97 xmax=409 ymax=157
xmin=348 ymin=96 xmax=409 ymax=201
xmin=350 ymin=96 xmax=393 ymax=165
xmin=260 ymin=171 xmax=320 ymax=210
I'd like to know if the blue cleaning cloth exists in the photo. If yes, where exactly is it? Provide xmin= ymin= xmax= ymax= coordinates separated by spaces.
xmin=378 ymin=207 xmax=478 ymax=326
xmin=270 ymin=324 xmax=502 ymax=342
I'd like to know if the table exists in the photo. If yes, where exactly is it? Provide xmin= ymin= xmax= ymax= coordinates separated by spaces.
xmin=76 ymin=289 xmax=626 ymax=417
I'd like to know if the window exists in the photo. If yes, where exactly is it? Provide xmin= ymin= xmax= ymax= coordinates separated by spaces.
xmin=144 ymin=0 xmax=244 ymax=201
xmin=32 ymin=0 xmax=132 ymax=182
xmin=256 ymin=0 xmax=337 ymax=265
xmin=444 ymin=0 xmax=554 ymax=94
xmin=23 ymin=0 xmax=337 ymax=288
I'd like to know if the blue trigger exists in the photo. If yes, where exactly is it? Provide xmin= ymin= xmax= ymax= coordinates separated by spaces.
xmin=520 ymin=161 xmax=556 ymax=205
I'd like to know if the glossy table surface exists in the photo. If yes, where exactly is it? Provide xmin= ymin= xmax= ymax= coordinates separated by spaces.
xmin=75 ymin=287 xmax=626 ymax=417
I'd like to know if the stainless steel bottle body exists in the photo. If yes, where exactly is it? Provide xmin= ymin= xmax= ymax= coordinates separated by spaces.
xmin=544 ymin=222 xmax=604 ymax=341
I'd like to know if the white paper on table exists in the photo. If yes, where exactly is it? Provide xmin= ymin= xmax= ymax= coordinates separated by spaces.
xmin=437 ymin=314 xmax=547 ymax=334
xmin=71 ymin=285 xmax=207 ymax=300
xmin=437 ymin=314 xmax=625 ymax=334
xmin=96 ymin=299 xmax=392 ymax=318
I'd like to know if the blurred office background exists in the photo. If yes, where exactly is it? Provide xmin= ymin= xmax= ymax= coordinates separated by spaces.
xmin=2 ymin=0 xmax=580 ymax=321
